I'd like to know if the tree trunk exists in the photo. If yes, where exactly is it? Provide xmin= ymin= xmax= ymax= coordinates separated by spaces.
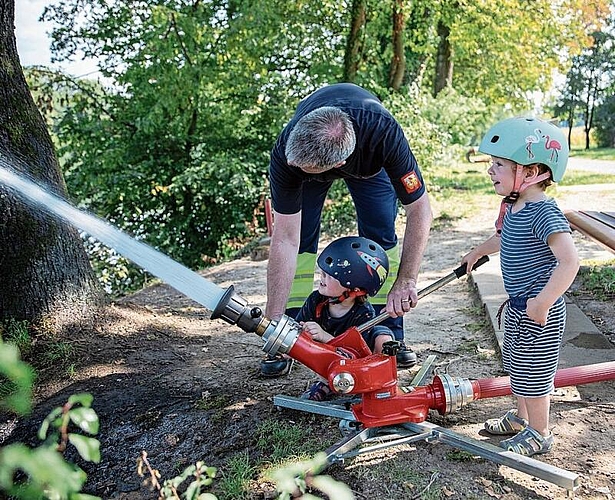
xmin=388 ymin=0 xmax=406 ymax=91
xmin=433 ymin=20 xmax=453 ymax=96
xmin=0 ymin=0 xmax=101 ymax=329
xmin=343 ymin=0 xmax=366 ymax=83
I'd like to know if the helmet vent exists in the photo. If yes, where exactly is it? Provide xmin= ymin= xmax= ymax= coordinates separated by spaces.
xmin=490 ymin=135 xmax=500 ymax=144
xmin=351 ymin=242 xmax=360 ymax=249
xmin=324 ymin=256 xmax=333 ymax=265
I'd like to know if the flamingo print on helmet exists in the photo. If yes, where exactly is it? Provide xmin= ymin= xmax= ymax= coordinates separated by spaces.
xmin=541 ymin=132 xmax=562 ymax=162
xmin=479 ymin=117 xmax=569 ymax=182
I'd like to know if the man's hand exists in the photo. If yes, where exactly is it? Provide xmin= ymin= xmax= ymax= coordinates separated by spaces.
xmin=386 ymin=278 xmax=418 ymax=318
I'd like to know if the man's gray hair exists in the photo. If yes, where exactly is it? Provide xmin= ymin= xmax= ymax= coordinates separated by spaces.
xmin=285 ymin=106 xmax=356 ymax=171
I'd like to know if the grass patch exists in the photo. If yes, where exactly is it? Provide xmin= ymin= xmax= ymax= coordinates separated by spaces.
xmin=570 ymin=147 xmax=615 ymax=161
xmin=194 ymin=392 xmax=232 ymax=411
xmin=216 ymin=452 xmax=256 ymax=500
xmin=256 ymin=419 xmax=324 ymax=464
xmin=578 ymin=261 xmax=615 ymax=300
xmin=349 ymin=459 xmax=442 ymax=498
xmin=559 ymin=169 xmax=615 ymax=186
xmin=0 ymin=318 xmax=32 ymax=355
xmin=43 ymin=341 xmax=75 ymax=364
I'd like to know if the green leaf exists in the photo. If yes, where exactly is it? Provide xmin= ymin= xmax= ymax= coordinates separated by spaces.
xmin=68 ymin=393 xmax=94 ymax=408
xmin=0 ymin=341 xmax=34 ymax=415
xmin=38 ymin=407 xmax=63 ymax=441
xmin=69 ymin=407 xmax=100 ymax=435
xmin=68 ymin=434 xmax=101 ymax=463
xmin=0 ymin=444 xmax=87 ymax=496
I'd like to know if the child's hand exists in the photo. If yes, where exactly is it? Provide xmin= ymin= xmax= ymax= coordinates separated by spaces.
xmin=301 ymin=321 xmax=333 ymax=343
xmin=526 ymin=297 xmax=548 ymax=326
xmin=461 ymin=250 xmax=481 ymax=275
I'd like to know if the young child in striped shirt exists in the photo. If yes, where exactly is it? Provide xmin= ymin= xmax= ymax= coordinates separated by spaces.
xmin=461 ymin=117 xmax=579 ymax=457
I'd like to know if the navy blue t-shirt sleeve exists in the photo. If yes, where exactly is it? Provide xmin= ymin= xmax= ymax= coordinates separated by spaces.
xmin=380 ymin=122 xmax=425 ymax=205
xmin=269 ymin=132 xmax=305 ymax=215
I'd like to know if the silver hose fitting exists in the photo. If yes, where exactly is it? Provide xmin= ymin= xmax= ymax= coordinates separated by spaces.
xmin=211 ymin=285 xmax=302 ymax=357
xmin=436 ymin=374 xmax=476 ymax=414
xmin=210 ymin=285 xmax=267 ymax=333
xmin=261 ymin=314 xmax=303 ymax=356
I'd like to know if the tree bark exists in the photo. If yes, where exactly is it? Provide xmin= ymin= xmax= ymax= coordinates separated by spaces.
xmin=0 ymin=0 xmax=101 ymax=329
xmin=343 ymin=0 xmax=366 ymax=83
xmin=433 ymin=19 xmax=453 ymax=96
xmin=388 ymin=0 xmax=406 ymax=91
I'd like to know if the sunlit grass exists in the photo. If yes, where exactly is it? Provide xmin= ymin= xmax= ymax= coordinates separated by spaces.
xmin=559 ymin=169 xmax=615 ymax=186
xmin=570 ymin=147 xmax=615 ymax=161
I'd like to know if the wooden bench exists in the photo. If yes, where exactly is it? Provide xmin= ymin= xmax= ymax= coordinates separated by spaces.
xmin=564 ymin=210 xmax=615 ymax=254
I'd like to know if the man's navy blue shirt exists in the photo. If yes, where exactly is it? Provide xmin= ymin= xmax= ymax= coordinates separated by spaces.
xmin=269 ymin=83 xmax=426 ymax=214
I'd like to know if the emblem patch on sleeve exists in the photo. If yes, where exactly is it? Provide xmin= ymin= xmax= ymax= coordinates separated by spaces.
xmin=400 ymin=172 xmax=422 ymax=194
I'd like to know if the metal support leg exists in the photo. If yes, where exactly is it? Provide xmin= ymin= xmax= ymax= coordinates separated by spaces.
xmin=272 ymin=355 xmax=579 ymax=492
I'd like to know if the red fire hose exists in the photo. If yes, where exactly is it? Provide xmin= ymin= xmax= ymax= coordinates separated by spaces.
xmin=473 ymin=360 xmax=615 ymax=400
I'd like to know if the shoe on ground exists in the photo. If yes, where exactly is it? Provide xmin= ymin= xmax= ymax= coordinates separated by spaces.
xmin=499 ymin=426 xmax=554 ymax=456
xmin=484 ymin=409 xmax=528 ymax=435
xmin=260 ymin=354 xmax=291 ymax=377
xmin=301 ymin=381 xmax=332 ymax=401
xmin=396 ymin=343 xmax=418 ymax=368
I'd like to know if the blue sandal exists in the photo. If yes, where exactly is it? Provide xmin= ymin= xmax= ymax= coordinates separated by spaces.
xmin=499 ymin=426 xmax=554 ymax=456
xmin=484 ymin=409 xmax=528 ymax=435
xmin=301 ymin=381 xmax=332 ymax=401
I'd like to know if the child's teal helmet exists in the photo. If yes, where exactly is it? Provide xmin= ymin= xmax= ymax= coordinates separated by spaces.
xmin=478 ymin=117 xmax=569 ymax=182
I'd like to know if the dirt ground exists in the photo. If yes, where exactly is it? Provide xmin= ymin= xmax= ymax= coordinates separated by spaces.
xmin=1 ymin=185 xmax=614 ymax=500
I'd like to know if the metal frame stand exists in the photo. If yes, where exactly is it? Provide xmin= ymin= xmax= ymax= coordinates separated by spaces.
xmin=273 ymin=356 xmax=579 ymax=493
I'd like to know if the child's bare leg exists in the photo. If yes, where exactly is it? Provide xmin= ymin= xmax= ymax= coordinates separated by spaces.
xmin=518 ymin=395 xmax=551 ymax=436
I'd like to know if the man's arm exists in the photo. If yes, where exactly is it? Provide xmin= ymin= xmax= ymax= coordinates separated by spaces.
xmin=265 ymin=210 xmax=302 ymax=320
xmin=386 ymin=192 xmax=432 ymax=317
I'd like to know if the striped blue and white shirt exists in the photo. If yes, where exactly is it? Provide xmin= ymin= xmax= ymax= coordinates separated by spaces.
xmin=500 ymin=198 xmax=571 ymax=298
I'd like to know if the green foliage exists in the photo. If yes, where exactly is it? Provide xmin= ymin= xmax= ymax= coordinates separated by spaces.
xmin=0 ymin=318 xmax=32 ymax=356
xmin=37 ymin=393 xmax=101 ymax=464
xmin=216 ymin=452 xmax=255 ymax=500
xmin=256 ymin=419 xmax=324 ymax=463
xmin=0 ymin=343 xmax=100 ymax=499
xmin=381 ymin=87 xmax=452 ymax=175
xmin=555 ymin=28 xmax=615 ymax=148
xmin=0 ymin=444 xmax=93 ymax=499
xmin=159 ymin=462 xmax=217 ymax=500
xmin=271 ymin=452 xmax=354 ymax=500
xmin=138 ymin=451 xmax=218 ymax=499
xmin=0 ymin=339 xmax=34 ymax=415
xmin=320 ymin=180 xmax=357 ymax=238
xmin=449 ymin=0 xmax=610 ymax=108
xmin=579 ymin=263 xmax=615 ymax=300
xmin=417 ymin=87 xmax=494 ymax=146
xmin=594 ymin=93 xmax=615 ymax=148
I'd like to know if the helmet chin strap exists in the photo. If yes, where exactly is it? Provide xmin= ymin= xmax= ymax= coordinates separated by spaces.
xmin=315 ymin=289 xmax=367 ymax=318
xmin=495 ymin=164 xmax=551 ymax=234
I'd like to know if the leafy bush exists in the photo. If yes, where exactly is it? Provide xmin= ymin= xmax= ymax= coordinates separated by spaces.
xmin=580 ymin=263 xmax=615 ymax=300
xmin=593 ymin=93 xmax=615 ymax=148
xmin=416 ymin=87 xmax=494 ymax=146
xmin=0 ymin=339 xmax=100 ymax=499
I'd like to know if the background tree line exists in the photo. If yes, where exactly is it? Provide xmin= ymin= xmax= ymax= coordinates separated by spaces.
xmin=3 ymin=0 xmax=615 ymax=322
